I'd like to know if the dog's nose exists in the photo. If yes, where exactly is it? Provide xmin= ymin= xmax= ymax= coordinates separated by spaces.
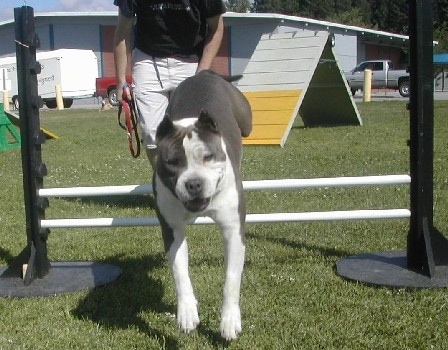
xmin=185 ymin=179 xmax=203 ymax=196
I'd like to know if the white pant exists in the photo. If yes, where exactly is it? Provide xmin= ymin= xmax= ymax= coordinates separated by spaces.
xmin=132 ymin=49 xmax=198 ymax=149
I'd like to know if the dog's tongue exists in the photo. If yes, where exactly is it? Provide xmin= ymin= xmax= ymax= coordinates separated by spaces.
xmin=184 ymin=197 xmax=210 ymax=212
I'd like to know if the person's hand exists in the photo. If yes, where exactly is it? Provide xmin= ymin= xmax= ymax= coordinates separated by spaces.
xmin=120 ymin=82 xmax=131 ymax=102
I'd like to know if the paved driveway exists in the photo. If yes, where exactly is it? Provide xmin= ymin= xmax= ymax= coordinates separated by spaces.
xmin=353 ymin=90 xmax=448 ymax=101
xmin=64 ymin=90 xmax=448 ymax=110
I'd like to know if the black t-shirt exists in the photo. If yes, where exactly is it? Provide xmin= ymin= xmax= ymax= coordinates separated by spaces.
xmin=114 ymin=0 xmax=226 ymax=58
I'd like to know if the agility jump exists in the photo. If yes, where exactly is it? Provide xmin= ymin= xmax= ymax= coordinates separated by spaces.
xmin=38 ymin=174 xmax=412 ymax=229
xmin=2 ymin=2 xmax=448 ymax=298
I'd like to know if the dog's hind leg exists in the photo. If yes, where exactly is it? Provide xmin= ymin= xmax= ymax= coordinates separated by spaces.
xmin=219 ymin=220 xmax=246 ymax=340
xmin=227 ymin=85 xmax=252 ymax=137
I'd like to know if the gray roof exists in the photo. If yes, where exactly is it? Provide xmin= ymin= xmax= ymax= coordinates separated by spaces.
xmin=1 ymin=10 xmax=422 ymax=46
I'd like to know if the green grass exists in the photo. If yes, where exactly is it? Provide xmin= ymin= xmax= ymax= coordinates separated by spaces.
xmin=1 ymin=101 xmax=448 ymax=349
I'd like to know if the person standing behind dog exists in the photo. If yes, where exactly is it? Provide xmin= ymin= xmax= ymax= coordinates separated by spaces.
xmin=113 ymin=0 xmax=227 ymax=167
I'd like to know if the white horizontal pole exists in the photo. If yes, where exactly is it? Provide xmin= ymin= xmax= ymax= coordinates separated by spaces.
xmin=242 ymin=175 xmax=410 ymax=191
xmin=39 ymin=184 xmax=154 ymax=198
xmin=38 ymin=175 xmax=411 ymax=198
xmin=40 ymin=209 xmax=411 ymax=229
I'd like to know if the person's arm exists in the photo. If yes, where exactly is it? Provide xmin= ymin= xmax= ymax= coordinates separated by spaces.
xmin=196 ymin=14 xmax=224 ymax=73
xmin=113 ymin=11 xmax=134 ymax=101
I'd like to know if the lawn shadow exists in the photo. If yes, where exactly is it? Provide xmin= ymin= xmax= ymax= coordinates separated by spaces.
xmin=63 ymin=194 xmax=156 ymax=210
xmin=0 ymin=246 xmax=17 ymax=265
xmin=245 ymin=229 xmax=352 ymax=260
xmin=290 ymin=124 xmax=360 ymax=131
xmin=71 ymin=252 xmax=178 ymax=348
xmin=71 ymin=252 xmax=230 ymax=348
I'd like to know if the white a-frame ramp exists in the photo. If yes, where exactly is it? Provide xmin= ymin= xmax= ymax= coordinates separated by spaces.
xmin=237 ymin=31 xmax=362 ymax=146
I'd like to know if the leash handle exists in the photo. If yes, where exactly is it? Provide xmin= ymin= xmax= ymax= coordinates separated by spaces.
xmin=118 ymin=87 xmax=141 ymax=158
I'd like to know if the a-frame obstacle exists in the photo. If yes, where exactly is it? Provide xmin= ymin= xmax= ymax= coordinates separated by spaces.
xmin=4 ymin=108 xmax=59 ymax=140
xmin=238 ymin=31 xmax=362 ymax=146
xmin=0 ymin=103 xmax=21 ymax=151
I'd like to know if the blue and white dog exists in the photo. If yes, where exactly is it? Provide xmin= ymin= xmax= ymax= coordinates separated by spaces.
xmin=153 ymin=70 xmax=252 ymax=340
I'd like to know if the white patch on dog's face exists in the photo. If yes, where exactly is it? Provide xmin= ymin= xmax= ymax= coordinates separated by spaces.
xmin=174 ymin=127 xmax=227 ymax=213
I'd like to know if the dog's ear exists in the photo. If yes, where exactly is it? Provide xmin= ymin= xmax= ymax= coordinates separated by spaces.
xmin=197 ymin=110 xmax=219 ymax=133
xmin=156 ymin=115 xmax=175 ymax=140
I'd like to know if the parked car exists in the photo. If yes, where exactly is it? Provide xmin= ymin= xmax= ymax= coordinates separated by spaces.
xmin=95 ymin=76 xmax=132 ymax=106
xmin=344 ymin=60 xmax=410 ymax=97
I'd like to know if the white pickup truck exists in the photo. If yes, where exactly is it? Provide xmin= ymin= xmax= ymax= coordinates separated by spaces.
xmin=344 ymin=60 xmax=410 ymax=97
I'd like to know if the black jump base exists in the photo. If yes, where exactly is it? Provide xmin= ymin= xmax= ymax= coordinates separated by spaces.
xmin=337 ymin=251 xmax=448 ymax=288
xmin=0 ymin=262 xmax=121 ymax=297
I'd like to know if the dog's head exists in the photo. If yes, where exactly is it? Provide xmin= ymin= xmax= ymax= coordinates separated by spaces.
xmin=155 ymin=110 xmax=227 ymax=213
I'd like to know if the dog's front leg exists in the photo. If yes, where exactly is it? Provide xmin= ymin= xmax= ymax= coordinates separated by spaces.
xmin=220 ymin=222 xmax=246 ymax=340
xmin=167 ymin=230 xmax=200 ymax=333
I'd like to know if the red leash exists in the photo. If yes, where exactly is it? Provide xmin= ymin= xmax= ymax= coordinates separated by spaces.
xmin=118 ymin=88 xmax=140 ymax=158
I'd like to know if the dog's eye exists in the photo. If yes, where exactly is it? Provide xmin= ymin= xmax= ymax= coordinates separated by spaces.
xmin=203 ymin=154 xmax=214 ymax=162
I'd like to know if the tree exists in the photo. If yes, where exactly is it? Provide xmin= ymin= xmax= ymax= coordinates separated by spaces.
xmin=250 ymin=0 xmax=448 ymax=42
xmin=326 ymin=8 xmax=369 ymax=28
xmin=307 ymin=0 xmax=334 ymax=20
xmin=434 ymin=0 xmax=448 ymax=54
xmin=357 ymin=0 xmax=372 ymax=26
xmin=385 ymin=0 xmax=408 ymax=34
xmin=225 ymin=0 xmax=251 ymax=13
xmin=333 ymin=0 xmax=352 ymax=14
xmin=370 ymin=0 xmax=388 ymax=30
xmin=434 ymin=23 xmax=448 ymax=54
xmin=252 ymin=0 xmax=302 ymax=16
xmin=252 ymin=0 xmax=283 ymax=13
xmin=434 ymin=0 xmax=448 ymax=28
xmin=281 ymin=0 xmax=304 ymax=16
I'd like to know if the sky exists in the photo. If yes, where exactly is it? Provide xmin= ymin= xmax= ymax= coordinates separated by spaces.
xmin=1 ymin=0 xmax=117 ymax=22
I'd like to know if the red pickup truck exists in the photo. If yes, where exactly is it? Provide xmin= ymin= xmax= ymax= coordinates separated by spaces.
xmin=95 ymin=76 xmax=132 ymax=106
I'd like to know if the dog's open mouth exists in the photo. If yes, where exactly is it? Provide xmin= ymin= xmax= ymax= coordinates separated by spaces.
xmin=183 ymin=197 xmax=211 ymax=212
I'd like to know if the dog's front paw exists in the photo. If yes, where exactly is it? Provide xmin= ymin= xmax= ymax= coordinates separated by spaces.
xmin=220 ymin=304 xmax=242 ymax=340
xmin=177 ymin=298 xmax=200 ymax=333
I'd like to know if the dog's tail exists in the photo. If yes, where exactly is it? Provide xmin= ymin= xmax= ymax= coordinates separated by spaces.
xmin=204 ymin=69 xmax=243 ymax=82
xmin=224 ymin=74 xmax=243 ymax=82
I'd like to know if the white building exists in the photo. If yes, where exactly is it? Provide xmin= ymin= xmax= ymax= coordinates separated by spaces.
xmin=0 ymin=11 xmax=409 ymax=78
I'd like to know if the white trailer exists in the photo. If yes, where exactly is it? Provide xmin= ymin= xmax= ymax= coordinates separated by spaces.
xmin=0 ymin=49 xmax=98 ymax=109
